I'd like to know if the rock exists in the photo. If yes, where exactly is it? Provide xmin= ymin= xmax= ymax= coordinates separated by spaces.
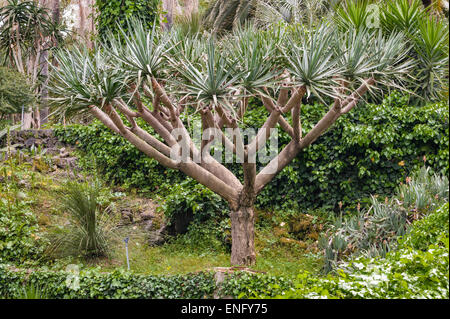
xmin=18 ymin=180 xmax=30 ymax=188
xmin=24 ymin=138 xmax=37 ymax=147
xmin=140 ymin=211 xmax=154 ymax=221
xmin=45 ymin=147 xmax=60 ymax=155
xmin=147 ymin=223 xmax=168 ymax=246
xmin=144 ymin=220 xmax=153 ymax=231
xmin=41 ymin=129 xmax=53 ymax=138
xmin=54 ymin=157 xmax=78 ymax=169
xmin=59 ymin=151 xmax=70 ymax=158
xmin=121 ymin=210 xmax=133 ymax=223
xmin=6 ymin=129 xmax=67 ymax=155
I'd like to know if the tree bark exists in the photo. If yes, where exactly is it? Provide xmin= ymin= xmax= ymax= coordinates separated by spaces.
xmin=162 ymin=0 xmax=175 ymax=30
xmin=230 ymin=205 xmax=256 ymax=266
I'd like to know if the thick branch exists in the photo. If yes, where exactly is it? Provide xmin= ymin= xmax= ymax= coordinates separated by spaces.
xmin=281 ymin=86 xmax=306 ymax=114
xmin=204 ymin=108 xmax=237 ymax=154
xmin=292 ymin=103 xmax=301 ymax=142
xmin=341 ymin=78 xmax=375 ymax=114
xmin=103 ymin=105 xmax=178 ymax=169
xmin=89 ymin=106 xmax=121 ymax=134
xmin=255 ymin=81 xmax=373 ymax=194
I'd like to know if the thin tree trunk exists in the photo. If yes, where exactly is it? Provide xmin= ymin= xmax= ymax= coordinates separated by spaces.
xmin=79 ymin=0 xmax=86 ymax=41
xmin=40 ymin=0 xmax=60 ymax=124
xmin=162 ymin=0 xmax=175 ymax=30
xmin=22 ymin=110 xmax=33 ymax=130
xmin=39 ymin=48 xmax=49 ymax=124
xmin=230 ymin=205 xmax=256 ymax=265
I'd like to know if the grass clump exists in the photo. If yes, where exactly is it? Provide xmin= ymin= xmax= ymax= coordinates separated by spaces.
xmin=46 ymin=179 xmax=117 ymax=260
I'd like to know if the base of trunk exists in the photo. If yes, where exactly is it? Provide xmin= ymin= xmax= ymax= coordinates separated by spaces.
xmin=230 ymin=206 xmax=256 ymax=266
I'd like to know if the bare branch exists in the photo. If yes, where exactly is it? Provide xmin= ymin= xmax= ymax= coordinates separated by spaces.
xmin=88 ymin=106 xmax=121 ymax=134
xmin=341 ymin=78 xmax=376 ymax=114
xmin=255 ymin=81 xmax=374 ymax=193
xmin=103 ymin=105 xmax=178 ymax=169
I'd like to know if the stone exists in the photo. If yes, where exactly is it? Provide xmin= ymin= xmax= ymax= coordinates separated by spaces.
xmin=147 ymin=223 xmax=169 ymax=246
xmin=54 ymin=157 xmax=78 ymax=169
xmin=24 ymin=138 xmax=37 ymax=147
xmin=140 ymin=211 xmax=154 ymax=221
xmin=121 ymin=210 xmax=133 ymax=223
xmin=144 ymin=220 xmax=153 ymax=231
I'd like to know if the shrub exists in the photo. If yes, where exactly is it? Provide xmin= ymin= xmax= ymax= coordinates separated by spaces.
xmin=160 ymin=178 xmax=229 ymax=224
xmin=0 ymin=265 xmax=217 ymax=299
xmin=227 ymin=203 xmax=449 ymax=299
xmin=94 ymin=0 xmax=160 ymax=41
xmin=0 ymin=66 xmax=34 ymax=115
xmin=399 ymin=203 xmax=449 ymax=251
xmin=1 ymin=201 xmax=447 ymax=299
xmin=0 ymin=199 xmax=46 ymax=264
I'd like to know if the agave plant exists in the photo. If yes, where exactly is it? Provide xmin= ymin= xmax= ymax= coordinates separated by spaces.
xmin=49 ymin=19 xmax=414 ymax=266
xmin=321 ymin=166 xmax=448 ymax=273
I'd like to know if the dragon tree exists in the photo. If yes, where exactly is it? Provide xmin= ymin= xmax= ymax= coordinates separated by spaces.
xmin=50 ymin=21 xmax=412 ymax=266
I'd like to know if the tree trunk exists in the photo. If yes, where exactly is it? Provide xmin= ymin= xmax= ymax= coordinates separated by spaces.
xmin=22 ymin=109 xmax=33 ymax=130
xmin=162 ymin=0 xmax=175 ymax=30
xmin=79 ymin=0 xmax=86 ymax=40
xmin=39 ymin=47 xmax=49 ymax=125
xmin=230 ymin=205 xmax=256 ymax=266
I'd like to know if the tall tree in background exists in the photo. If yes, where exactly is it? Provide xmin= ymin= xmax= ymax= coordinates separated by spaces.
xmin=0 ymin=0 xmax=55 ymax=129
xmin=38 ymin=0 xmax=59 ymax=125
xmin=162 ymin=0 xmax=174 ymax=30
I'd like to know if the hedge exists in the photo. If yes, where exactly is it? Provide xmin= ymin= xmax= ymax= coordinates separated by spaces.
xmin=0 ymin=266 xmax=217 ymax=299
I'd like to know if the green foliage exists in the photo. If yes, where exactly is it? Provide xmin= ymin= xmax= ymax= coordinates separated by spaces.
xmin=166 ymin=219 xmax=231 ymax=254
xmin=160 ymin=178 xmax=228 ymax=223
xmin=46 ymin=180 xmax=116 ymax=259
xmin=1 ymin=203 xmax=447 ymax=299
xmin=0 ymin=265 xmax=217 ymax=299
xmin=0 ymin=199 xmax=46 ymax=264
xmin=399 ymin=203 xmax=449 ymax=251
xmin=397 ymin=166 xmax=449 ymax=212
xmin=320 ymin=167 xmax=448 ymax=273
xmin=0 ymin=66 xmax=34 ymax=115
xmin=335 ymin=0 xmax=449 ymax=102
xmin=222 ymin=203 xmax=450 ymax=299
xmin=219 ymin=271 xmax=294 ymax=298
xmin=257 ymin=92 xmax=449 ymax=211
xmin=13 ymin=283 xmax=49 ymax=299
xmin=94 ymin=0 xmax=160 ymax=41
